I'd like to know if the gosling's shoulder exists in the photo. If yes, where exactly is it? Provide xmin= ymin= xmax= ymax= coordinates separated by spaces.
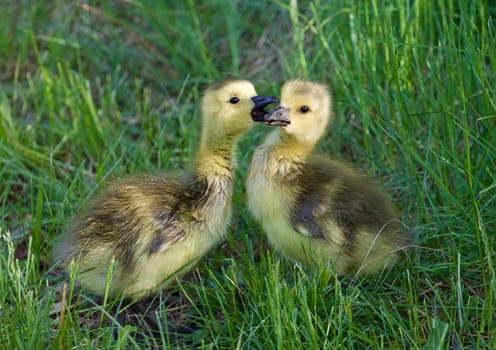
xmin=296 ymin=155 xmax=400 ymax=215
xmin=301 ymin=155 xmax=383 ymax=189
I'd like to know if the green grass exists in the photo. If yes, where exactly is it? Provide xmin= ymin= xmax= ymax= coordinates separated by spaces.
xmin=1 ymin=0 xmax=495 ymax=348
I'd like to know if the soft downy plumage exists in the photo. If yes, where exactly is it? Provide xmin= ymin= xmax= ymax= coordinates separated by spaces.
xmin=55 ymin=80 xmax=277 ymax=300
xmin=246 ymin=80 xmax=411 ymax=275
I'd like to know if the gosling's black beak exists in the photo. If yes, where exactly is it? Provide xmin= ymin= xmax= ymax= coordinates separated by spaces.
xmin=251 ymin=96 xmax=279 ymax=122
xmin=263 ymin=105 xmax=291 ymax=126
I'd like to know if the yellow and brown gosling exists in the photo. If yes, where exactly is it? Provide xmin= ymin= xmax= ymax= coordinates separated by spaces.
xmin=55 ymin=80 xmax=277 ymax=300
xmin=246 ymin=80 xmax=410 ymax=276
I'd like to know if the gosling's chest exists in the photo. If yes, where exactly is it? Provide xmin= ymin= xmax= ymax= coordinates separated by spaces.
xmin=197 ymin=177 xmax=234 ymax=238
xmin=246 ymin=150 xmax=296 ymax=221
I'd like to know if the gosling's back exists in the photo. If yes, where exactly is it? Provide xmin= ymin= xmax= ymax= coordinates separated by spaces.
xmin=294 ymin=156 xmax=408 ymax=271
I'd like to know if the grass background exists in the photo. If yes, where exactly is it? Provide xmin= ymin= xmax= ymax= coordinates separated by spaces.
xmin=1 ymin=0 xmax=495 ymax=348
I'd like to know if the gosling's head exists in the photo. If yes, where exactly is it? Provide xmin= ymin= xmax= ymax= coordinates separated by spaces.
xmin=261 ymin=80 xmax=332 ymax=146
xmin=201 ymin=80 xmax=278 ymax=142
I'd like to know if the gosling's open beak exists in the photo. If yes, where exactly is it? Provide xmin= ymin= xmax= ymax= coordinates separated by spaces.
xmin=263 ymin=105 xmax=291 ymax=126
xmin=251 ymin=96 xmax=279 ymax=122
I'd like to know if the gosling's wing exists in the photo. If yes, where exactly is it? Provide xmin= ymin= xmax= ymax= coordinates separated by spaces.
xmin=134 ymin=173 xmax=203 ymax=254
xmin=77 ymin=174 xmax=189 ymax=253
xmin=289 ymin=158 xmax=370 ymax=241
xmin=290 ymin=181 xmax=349 ymax=246
xmin=289 ymin=157 xmax=346 ymax=242
xmin=290 ymin=157 xmax=401 ymax=244
xmin=146 ymin=207 xmax=187 ymax=254
xmin=290 ymin=192 xmax=328 ymax=239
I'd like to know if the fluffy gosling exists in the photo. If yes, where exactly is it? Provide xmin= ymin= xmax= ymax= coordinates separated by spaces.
xmin=55 ymin=80 xmax=277 ymax=299
xmin=246 ymin=80 xmax=410 ymax=275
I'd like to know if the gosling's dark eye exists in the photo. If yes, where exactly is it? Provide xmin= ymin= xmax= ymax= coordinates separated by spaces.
xmin=300 ymin=105 xmax=310 ymax=113
xmin=229 ymin=96 xmax=240 ymax=104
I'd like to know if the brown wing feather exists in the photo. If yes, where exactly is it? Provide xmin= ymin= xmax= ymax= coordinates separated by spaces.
xmin=290 ymin=156 xmax=402 ymax=249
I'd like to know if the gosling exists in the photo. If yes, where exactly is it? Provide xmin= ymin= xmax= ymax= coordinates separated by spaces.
xmin=55 ymin=80 xmax=277 ymax=299
xmin=246 ymin=80 xmax=410 ymax=276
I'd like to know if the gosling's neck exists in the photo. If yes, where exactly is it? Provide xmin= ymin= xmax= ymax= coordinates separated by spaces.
xmin=194 ymin=134 xmax=238 ymax=180
xmin=261 ymin=129 xmax=316 ymax=162
xmin=191 ymin=135 xmax=238 ymax=230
